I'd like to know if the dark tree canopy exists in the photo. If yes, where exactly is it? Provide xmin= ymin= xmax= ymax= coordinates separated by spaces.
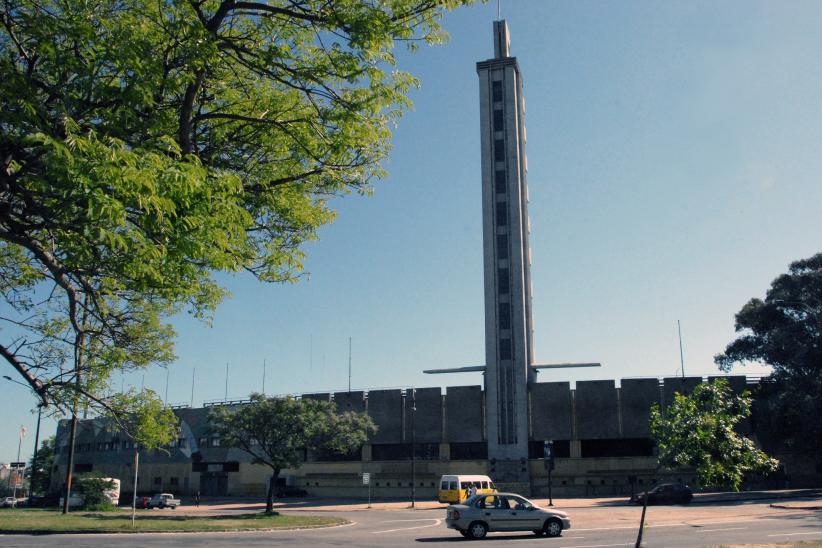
xmin=715 ymin=253 xmax=822 ymax=460
xmin=27 ymin=435 xmax=56 ymax=495
xmin=0 ymin=0 xmax=474 ymax=413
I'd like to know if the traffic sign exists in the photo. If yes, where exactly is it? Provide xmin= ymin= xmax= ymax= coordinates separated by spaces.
xmin=10 ymin=462 xmax=25 ymax=468
xmin=362 ymin=472 xmax=370 ymax=485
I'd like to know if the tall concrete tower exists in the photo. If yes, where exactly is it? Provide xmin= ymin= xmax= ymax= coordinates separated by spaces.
xmin=477 ymin=20 xmax=535 ymax=481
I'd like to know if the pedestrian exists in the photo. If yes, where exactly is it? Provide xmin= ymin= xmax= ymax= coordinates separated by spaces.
xmin=469 ymin=483 xmax=477 ymax=498
xmin=195 ymin=491 xmax=200 ymax=507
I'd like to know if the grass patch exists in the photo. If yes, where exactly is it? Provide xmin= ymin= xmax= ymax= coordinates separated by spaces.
xmin=0 ymin=508 xmax=347 ymax=534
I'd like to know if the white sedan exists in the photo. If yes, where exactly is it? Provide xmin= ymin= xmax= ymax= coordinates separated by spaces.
xmin=445 ymin=492 xmax=571 ymax=539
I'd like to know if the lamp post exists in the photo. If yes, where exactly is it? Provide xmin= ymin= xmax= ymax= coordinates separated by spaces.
xmin=410 ymin=388 xmax=416 ymax=509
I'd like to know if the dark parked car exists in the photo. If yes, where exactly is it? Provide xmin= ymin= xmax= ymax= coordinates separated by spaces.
xmin=631 ymin=483 xmax=693 ymax=505
xmin=137 ymin=495 xmax=152 ymax=509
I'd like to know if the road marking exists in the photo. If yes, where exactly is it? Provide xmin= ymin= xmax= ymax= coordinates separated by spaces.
xmin=559 ymin=542 xmax=630 ymax=548
xmin=371 ymin=518 xmax=442 ymax=534
xmin=696 ymin=527 xmax=746 ymax=533
xmin=768 ymin=532 xmax=822 ymax=537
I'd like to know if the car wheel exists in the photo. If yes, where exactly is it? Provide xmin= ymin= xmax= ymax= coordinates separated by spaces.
xmin=459 ymin=530 xmax=470 ymax=538
xmin=532 ymin=529 xmax=545 ymax=536
xmin=468 ymin=521 xmax=488 ymax=539
xmin=544 ymin=518 xmax=563 ymax=537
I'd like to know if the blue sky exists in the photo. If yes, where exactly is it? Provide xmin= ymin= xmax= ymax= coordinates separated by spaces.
xmin=3 ymin=0 xmax=821 ymax=462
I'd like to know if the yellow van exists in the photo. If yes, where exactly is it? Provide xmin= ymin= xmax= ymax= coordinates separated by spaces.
xmin=438 ymin=474 xmax=497 ymax=503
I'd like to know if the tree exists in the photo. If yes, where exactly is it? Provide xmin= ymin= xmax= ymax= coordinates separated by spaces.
xmin=74 ymin=475 xmax=117 ymax=511
xmin=715 ymin=253 xmax=822 ymax=461
xmin=650 ymin=379 xmax=778 ymax=491
xmin=1 ymin=0 xmax=476 ymax=413
xmin=209 ymin=393 xmax=376 ymax=512
xmin=27 ymin=435 xmax=55 ymax=496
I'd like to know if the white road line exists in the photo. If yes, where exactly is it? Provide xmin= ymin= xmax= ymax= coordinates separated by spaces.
xmin=558 ymin=544 xmax=631 ymax=548
xmin=371 ymin=518 xmax=442 ymax=534
xmin=768 ymin=531 xmax=822 ymax=537
xmin=695 ymin=527 xmax=746 ymax=533
xmin=380 ymin=519 xmax=440 ymax=523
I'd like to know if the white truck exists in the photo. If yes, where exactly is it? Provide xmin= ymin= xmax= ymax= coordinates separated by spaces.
xmin=148 ymin=493 xmax=181 ymax=509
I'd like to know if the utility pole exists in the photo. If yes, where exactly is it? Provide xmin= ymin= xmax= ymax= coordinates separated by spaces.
xmin=677 ymin=320 xmax=685 ymax=378
xmin=262 ymin=359 xmax=266 ymax=396
xmin=190 ymin=368 xmax=195 ymax=407
xmin=224 ymin=362 xmax=229 ymax=401
xmin=348 ymin=337 xmax=352 ymax=393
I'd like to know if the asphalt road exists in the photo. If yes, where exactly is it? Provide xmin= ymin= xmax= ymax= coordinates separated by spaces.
xmin=2 ymin=499 xmax=820 ymax=547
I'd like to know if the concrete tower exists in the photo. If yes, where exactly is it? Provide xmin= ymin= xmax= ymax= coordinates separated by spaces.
xmin=477 ymin=20 xmax=534 ymax=481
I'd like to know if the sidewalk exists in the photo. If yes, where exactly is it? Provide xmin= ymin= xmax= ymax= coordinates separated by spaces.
xmin=176 ymin=488 xmax=822 ymax=513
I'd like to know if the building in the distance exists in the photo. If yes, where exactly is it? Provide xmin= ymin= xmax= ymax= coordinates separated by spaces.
xmin=49 ymin=22 xmax=814 ymax=500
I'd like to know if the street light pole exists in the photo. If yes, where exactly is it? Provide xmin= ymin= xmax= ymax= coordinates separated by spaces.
xmin=29 ymin=405 xmax=43 ymax=497
xmin=12 ymin=426 xmax=25 ymax=501
xmin=410 ymin=388 xmax=416 ymax=509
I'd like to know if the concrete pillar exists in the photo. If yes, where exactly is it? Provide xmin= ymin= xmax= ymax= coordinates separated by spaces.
xmin=570 ymin=440 xmax=582 ymax=458
xmin=439 ymin=443 xmax=450 ymax=461
xmin=361 ymin=444 xmax=372 ymax=462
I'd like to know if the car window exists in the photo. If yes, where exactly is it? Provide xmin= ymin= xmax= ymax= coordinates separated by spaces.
xmin=489 ymin=482 xmax=497 ymax=490
xmin=460 ymin=482 xmax=471 ymax=489
xmin=509 ymin=495 xmax=533 ymax=509
xmin=481 ymin=481 xmax=488 ymax=489
xmin=440 ymin=481 xmax=448 ymax=490
xmin=449 ymin=481 xmax=457 ymax=490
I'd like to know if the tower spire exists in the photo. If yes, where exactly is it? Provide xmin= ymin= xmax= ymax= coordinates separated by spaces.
xmin=493 ymin=20 xmax=510 ymax=58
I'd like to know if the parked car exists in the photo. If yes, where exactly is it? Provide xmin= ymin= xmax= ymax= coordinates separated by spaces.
xmin=1 ymin=497 xmax=17 ymax=508
xmin=136 ymin=495 xmax=152 ymax=509
xmin=446 ymin=492 xmax=571 ymax=539
xmin=148 ymin=493 xmax=180 ymax=509
xmin=631 ymin=483 xmax=693 ymax=505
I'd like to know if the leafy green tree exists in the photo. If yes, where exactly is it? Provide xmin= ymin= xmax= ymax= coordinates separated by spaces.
xmin=209 ymin=393 xmax=376 ymax=512
xmin=74 ymin=475 xmax=117 ymax=511
xmin=715 ymin=252 xmax=822 ymax=461
xmin=650 ymin=379 xmax=778 ymax=491
xmin=27 ymin=435 xmax=55 ymax=496
xmin=1 ymin=0 xmax=476 ymax=412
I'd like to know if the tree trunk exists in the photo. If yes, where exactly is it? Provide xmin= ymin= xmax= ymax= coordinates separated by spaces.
xmin=265 ymin=470 xmax=279 ymax=513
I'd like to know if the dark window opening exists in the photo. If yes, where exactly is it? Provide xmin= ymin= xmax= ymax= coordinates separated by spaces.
xmin=154 ymin=476 xmax=162 ymax=485
xmin=493 ymin=109 xmax=504 ymax=131
xmin=313 ymin=446 xmax=362 ymax=462
xmin=580 ymin=438 xmax=653 ymax=458
xmin=496 ymin=205 xmax=507 ymax=226
xmin=170 ymin=477 xmax=179 ymax=486
xmin=499 ymin=302 xmax=511 ymax=329
xmin=223 ymin=461 xmax=240 ymax=472
xmin=494 ymin=139 xmax=505 ymax=161
xmin=528 ymin=440 xmax=570 ymax=459
xmin=495 ymin=170 xmax=506 ymax=194
xmin=499 ymin=338 xmax=512 ymax=359
xmin=492 ymin=80 xmax=503 ymax=102
xmin=372 ymin=443 xmax=438 ymax=461
xmin=498 ymin=267 xmax=509 ymax=294
xmin=450 ymin=442 xmax=488 ymax=460
xmin=497 ymin=234 xmax=508 ymax=259
xmin=73 ymin=463 xmax=93 ymax=473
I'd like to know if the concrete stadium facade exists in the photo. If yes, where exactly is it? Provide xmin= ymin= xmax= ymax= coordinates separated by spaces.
xmin=52 ymin=375 xmax=813 ymax=500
